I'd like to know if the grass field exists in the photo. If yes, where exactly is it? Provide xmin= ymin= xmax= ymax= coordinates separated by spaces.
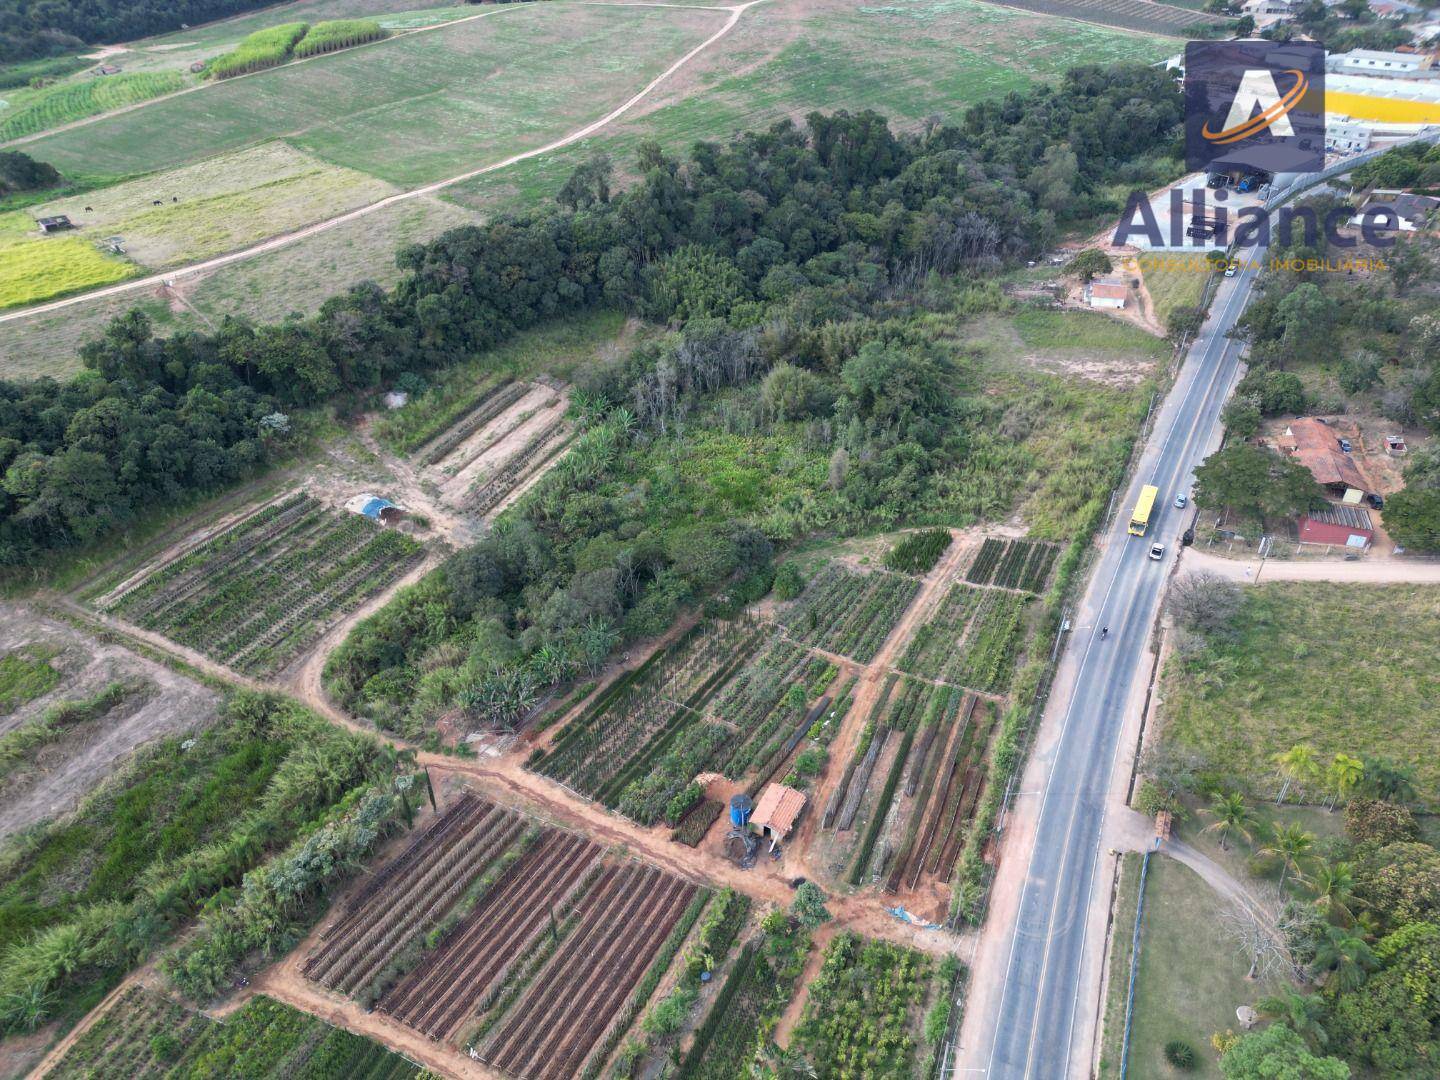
xmin=1012 ymin=309 xmax=1169 ymax=358
xmin=21 ymin=4 xmax=725 ymax=184
xmin=1101 ymin=855 xmax=1289 ymax=1079
xmin=0 ymin=194 xmax=477 ymax=379
xmin=1161 ymin=583 xmax=1440 ymax=799
xmin=36 ymin=142 xmax=397 ymax=268
xmin=0 ymin=645 xmax=61 ymax=715
xmin=0 ymin=212 xmax=136 ymax=310
xmin=1138 ymin=254 xmax=1210 ymax=334
xmin=0 ymin=72 xmax=184 ymax=142
xmin=963 ymin=314 xmax=1156 ymax=538
xmin=446 ymin=0 xmax=1173 ymax=213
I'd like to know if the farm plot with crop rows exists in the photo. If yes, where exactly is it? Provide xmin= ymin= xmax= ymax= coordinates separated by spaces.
xmin=811 ymin=674 xmax=968 ymax=885
xmin=95 ymin=493 xmax=424 ymax=675
xmin=472 ymin=861 xmax=700 ymax=1078
xmin=898 ymin=584 xmax=1028 ymax=694
xmin=367 ymin=815 xmax=702 ymax=1073
xmin=965 ymin=537 xmax=1059 ymax=592
xmin=980 ymin=0 xmax=1229 ymax=34
xmin=304 ymin=791 xmax=530 ymax=1004
xmin=888 ymin=696 xmax=999 ymax=889
xmin=779 ymin=565 xmax=920 ymax=661
xmin=531 ymin=617 xmax=763 ymax=808
xmin=423 ymin=378 xmax=573 ymax=516
xmin=49 ymin=986 xmax=419 ymax=1079
xmin=675 ymin=915 xmax=811 ymax=1080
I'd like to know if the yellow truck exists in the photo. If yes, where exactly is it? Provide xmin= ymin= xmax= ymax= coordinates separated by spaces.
xmin=1129 ymin=484 xmax=1158 ymax=537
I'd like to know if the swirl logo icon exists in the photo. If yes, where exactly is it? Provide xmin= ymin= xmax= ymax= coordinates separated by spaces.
xmin=1202 ymin=68 xmax=1308 ymax=144
xmin=1184 ymin=42 xmax=1324 ymax=172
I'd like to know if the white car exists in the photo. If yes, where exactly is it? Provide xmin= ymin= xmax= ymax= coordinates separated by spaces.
xmin=1174 ymin=493 xmax=1188 ymax=508
xmin=1149 ymin=542 xmax=1166 ymax=560
xmin=1224 ymin=262 xmax=1238 ymax=278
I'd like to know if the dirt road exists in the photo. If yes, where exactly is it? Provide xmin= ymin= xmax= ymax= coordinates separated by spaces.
xmin=1183 ymin=547 xmax=1440 ymax=584
xmin=0 ymin=0 xmax=765 ymax=327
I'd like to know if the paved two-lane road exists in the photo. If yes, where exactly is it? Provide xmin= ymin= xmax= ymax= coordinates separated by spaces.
xmin=983 ymin=251 xmax=1265 ymax=1078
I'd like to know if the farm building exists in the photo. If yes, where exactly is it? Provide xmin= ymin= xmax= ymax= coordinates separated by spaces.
xmin=1274 ymin=419 xmax=1368 ymax=497
xmin=1298 ymin=505 xmax=1374 ymax=548
xmin=344 ymin=493 xmax=406 ymax=524
xmin=36 ymin=215 xmax=74 ymax=234
xmin=1086 ymin=280 xmax=1127 ymax=309
xmin=751 ymin=783 xmax=806 ymax=851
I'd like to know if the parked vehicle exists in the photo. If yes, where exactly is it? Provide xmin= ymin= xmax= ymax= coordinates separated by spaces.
xmin=1367 ymin=492 xmax=1385 ymax=510
xmin=1224 ymin=262 xmax=1238 ymax=277
xmin=1174 ymin=493 xmax=1188 ymax=508
xmin=1339 ymin=438 xmax=1353 ymax=453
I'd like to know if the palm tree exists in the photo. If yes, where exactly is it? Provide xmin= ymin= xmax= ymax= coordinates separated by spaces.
xmin=1257 ymin=989 xmax=1329 ymax=1048
xmin=1359 ymin=757 xmax=1416 ymax=804
xmin=1312 ymin=924 xmax=1376 ymax=992
xmin=1273 ymin=744 xmax=1319 ymax=805
xmin=1304 ymin=860 xmax=1359 ymax=925
xmin=1260 ymin=823 xmax=1315 ymax=890
xmin=1325 ymin=753 xmax=1364 ymax=810
xmin=1203 ymin=791 xmax=1258 ymax=851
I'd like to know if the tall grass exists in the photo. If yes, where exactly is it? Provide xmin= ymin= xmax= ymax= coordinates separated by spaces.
xmin=293 ymin=19 xmax=389 ymax=58
xmin=207 ymin=23 xmax=309 ymax=80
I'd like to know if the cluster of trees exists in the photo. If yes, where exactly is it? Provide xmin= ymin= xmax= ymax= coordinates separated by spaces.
xmin=1206 ymin=785 xmax=1440 ymax=1078
xmin=1193 ymin=441 xmax=1327 ymax=524
xmin=1351 ymin=139 xmax=1440 ymax=192
xmin=0 ymin=149 xmax=59 ymax=196
xmin=0 ymin=0 xmax=284 ymax=63
xmin=1386 ymin=443 xmax=1440 ymax=552
xmin=3 ymin=69 xmax=1181 ymax=565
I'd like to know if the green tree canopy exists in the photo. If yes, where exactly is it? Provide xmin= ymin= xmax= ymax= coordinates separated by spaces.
xmin=1193 ymin=443 xmax=1327 ymax=523
xmin=1383 ymin=489 xmax=1440 ymax=553
xmin=1220 ymin=1024 xmax=1350 ymax=1080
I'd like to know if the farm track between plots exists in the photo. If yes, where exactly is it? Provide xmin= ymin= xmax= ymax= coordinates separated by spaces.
xmin=0 ymin=0 xmax=763 ymax=326
xmin=42 ymin=526 xmax=1034 ymax=1080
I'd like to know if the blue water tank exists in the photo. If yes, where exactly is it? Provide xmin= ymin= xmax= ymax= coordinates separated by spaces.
xmin=729 ymin=793 xmax=753 ymax=827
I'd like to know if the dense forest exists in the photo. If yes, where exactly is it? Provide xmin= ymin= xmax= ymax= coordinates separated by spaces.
xmin=0 ymin=65 xmax=1184 ymax=571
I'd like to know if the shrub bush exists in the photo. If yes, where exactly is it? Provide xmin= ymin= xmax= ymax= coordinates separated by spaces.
xmin=1164 ymin=1039 xmax=1197 ymax=1069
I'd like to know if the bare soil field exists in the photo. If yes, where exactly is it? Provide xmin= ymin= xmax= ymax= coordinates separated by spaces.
xmin=0 ymin=603 xmax=221 ymax=839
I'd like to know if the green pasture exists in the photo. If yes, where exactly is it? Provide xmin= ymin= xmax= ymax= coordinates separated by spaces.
xmin=1162 ymin=582 xmax=1440 ymax=798
xmin=21 ymin=4 xmax=724 ymax=184
xmin=448 ymin=0 xmax=1173 ymax=212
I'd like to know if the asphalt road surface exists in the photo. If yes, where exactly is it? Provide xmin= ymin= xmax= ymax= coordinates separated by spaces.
xmin=984 ymin=251 xmax=1265 ymax=1079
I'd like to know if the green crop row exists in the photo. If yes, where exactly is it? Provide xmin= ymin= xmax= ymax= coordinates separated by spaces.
xmin=0 ymin=72 xmax=182 ymax=141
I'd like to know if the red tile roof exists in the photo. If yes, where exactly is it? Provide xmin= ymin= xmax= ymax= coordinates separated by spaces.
xmin=752 ymin=783 xmax=806 ymax=837
xmin=1276 ymin=420 xmax=1367 ymax=491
